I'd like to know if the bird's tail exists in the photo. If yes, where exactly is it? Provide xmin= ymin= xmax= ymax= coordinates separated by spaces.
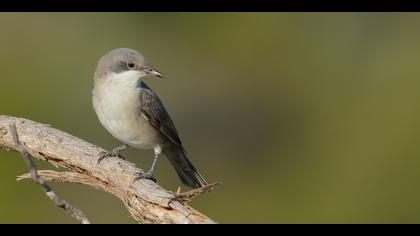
xmin=165 ymin=148 xmax=208 ymax=189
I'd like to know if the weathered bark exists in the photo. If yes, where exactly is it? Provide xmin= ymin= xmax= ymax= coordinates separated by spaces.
xmin=0 ymin=115 xmax=218 ymax=224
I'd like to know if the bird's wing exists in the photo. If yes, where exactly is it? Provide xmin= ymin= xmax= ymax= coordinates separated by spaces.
xmin=138 ymin=81 xmax=184 ymax=150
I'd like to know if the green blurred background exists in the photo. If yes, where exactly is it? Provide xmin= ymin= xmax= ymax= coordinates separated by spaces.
xmin=1 ymin=13 xmax=420 ymax=223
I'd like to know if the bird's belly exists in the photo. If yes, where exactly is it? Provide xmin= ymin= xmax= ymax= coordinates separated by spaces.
xmin=93 ymin=81 xmax=161 ymax=150
xmin=103 ymin=115 xmax=159 ymax=150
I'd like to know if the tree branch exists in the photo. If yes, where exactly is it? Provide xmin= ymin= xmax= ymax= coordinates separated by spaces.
xmin=9 ymin=123 xmax=90 ymax=224
xmin=0 ymin=115 xmax=217 ymax=224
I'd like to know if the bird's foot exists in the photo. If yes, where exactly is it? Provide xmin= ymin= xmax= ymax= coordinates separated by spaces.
xmin=133 ymin=171 xmax=157 ymax=183
xmin=97 ymin=149 xmax=126 ymax=164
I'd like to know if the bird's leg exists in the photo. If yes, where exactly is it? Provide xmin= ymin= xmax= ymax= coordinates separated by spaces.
xmin=133 ymin=147 xmax=161 ymax=183
xmin=97 ymin=144 xmax=129 ymax=164
xmin=145 ymin=151 xmax=161 ymax=181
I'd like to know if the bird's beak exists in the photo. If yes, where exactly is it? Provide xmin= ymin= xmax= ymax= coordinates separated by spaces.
xmin=145 ymin=67 xmax=164 ymax=79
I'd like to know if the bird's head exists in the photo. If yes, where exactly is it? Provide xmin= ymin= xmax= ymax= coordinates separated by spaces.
xmin=94 ymin=48 xmax=164 ymax=81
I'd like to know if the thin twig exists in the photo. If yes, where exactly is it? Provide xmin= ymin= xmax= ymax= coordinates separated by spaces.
xmin=8 ymin=122 xmax=90 ymax=224
xmin=174 ymin=182 xmax=222 ymax=201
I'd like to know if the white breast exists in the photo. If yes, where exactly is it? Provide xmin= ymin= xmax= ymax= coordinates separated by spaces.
xmin=92 ymin=71 xmax=162 ymax=150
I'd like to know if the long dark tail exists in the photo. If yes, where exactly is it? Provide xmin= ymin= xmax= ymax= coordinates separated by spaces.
xmin=165 ymin=148 xmax=207 ymax=189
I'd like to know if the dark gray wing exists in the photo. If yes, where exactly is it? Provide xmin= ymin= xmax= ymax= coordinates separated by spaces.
xmin=138 ymin=81 xmax=184 ymax=150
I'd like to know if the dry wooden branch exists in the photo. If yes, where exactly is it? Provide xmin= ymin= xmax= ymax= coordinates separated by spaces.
xmin=0 ymin=115 xmax=217 ymax=224
xmin=9 ymin=123 xmax=90 ymax=224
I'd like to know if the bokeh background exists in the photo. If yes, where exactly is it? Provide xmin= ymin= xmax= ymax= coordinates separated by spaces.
xmin=1 ymin=13 xmax=420 ymax=223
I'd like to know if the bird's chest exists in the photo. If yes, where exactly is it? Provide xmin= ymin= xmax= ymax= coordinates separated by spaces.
xmin=93 ymin=78 xmax=156 ymax=147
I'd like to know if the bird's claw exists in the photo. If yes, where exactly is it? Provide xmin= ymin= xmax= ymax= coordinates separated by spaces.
xmin=133 ymin=171 xmax=157 ymax=183
xmin=97 ymin=150 xmax=125 ymax=164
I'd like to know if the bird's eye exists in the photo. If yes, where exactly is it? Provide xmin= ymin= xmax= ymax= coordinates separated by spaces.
xmin=127 ymin=62 xmax=136 ymax=69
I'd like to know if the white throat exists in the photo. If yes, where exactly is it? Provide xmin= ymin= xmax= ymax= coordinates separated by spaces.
xmin=93 ymin=70 xmax=145 ymax=113
xmin=110 ymin=70 xmax=146 ymax=84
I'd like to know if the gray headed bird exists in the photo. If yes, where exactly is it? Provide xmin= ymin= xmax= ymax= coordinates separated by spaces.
xmin=92 ymin=48 xmax=207 ymax=188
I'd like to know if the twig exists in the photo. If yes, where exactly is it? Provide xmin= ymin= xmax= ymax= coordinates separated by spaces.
xmin=8 ymin=123 xmax=90 ymax=224
xmin=174 ymin=182 xmax=222 ymax=201
xmin=0 ymin=115 xmax=217 ymax=224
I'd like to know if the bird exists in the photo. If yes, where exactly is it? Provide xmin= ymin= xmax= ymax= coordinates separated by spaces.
xmin=92 ymin=48 xmax=208 ymax=189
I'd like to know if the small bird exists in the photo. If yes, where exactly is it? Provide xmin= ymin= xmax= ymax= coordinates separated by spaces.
xmin=92 ymin=48 xmax=207 ymax=189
